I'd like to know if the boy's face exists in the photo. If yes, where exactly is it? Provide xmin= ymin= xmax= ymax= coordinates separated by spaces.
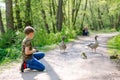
xmin=29 ymin=32 xmax=34 ymax=39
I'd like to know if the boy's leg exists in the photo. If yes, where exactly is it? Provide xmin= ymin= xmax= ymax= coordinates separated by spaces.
xmin=33 ymin=52 xmax=45 ymax=60
xmin=20 ymin=61 xmax=27 ymax=72
xmin=27 ymin=58 xmax=45 ymax=71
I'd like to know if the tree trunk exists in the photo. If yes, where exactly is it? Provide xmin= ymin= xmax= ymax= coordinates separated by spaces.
xmin=73 ymin=0 xmax=81 ymax=29
xmin=0 ymin=8 xmax=5 ymax=34
xmin=49 ymin=0 xmax=56 ymax=33
xmin=5 ymin=0 xmax=14 ymax=30
xmin=52 ymin=0 xmax=56 ymax=15
xmin=110 ymin=15 xmax=114 ymax=28
xmin=67 ymin=0 xmax=70 ymax=27
xmin=97 ymin=7 xmax=104 ymax=29
xmin=81 ymin=0 xmax=88 ymax=30
xmin=117 ymin=14 xmax=120 ymax=26
xmin=41 ymin=9 xmax=50 ymax=34
xmin=15 ymin=0 xmax=22 ymax=29
xmin=115 ymin=13 xmax=120 ymax=30
xmin=56 ymin=0 xmax=63 ymax=32
xmin=62 ymin=0 xmax=67 ymax=24
xmin=25 ymin=0 xmax=32 ymax=26
xmin=89 ymin=0 xmax=96 ymax=29
xmin=106 ymin=4 xmax=113 ymax=28
xmin=72 ymin=0 xmax=75 ymax=24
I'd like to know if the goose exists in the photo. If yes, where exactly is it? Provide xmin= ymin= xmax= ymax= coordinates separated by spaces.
xmin=81 ymin=52 xmax=87 ymax=59
xmin=110 ymin=54 xmax=119 ymax=59
xmin=59 ymin=36 xmax=67 ymax=53
xmin=87 ymin=35 xmax=99 ymax=53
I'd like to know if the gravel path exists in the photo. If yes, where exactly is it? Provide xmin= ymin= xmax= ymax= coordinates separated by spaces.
xmin=0 ymin=32 xmax=120 ymax=80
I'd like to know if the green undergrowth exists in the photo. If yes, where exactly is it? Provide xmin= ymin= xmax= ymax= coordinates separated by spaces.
xmin=0 ymin=28 xmax=119 ymax=65
xmin=90 ymin=28 xmax=117 ymax=35
xmin=0 ymin=39 xmax=75 ymax=65
xmin=108 ymin=34 xmax=120 ymax=58
xmin=0 ymin=28 xmax=77 ymax=65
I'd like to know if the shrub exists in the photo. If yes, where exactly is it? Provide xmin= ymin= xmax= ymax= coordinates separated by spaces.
xmin=0 ymin=30 xmax=16 ymax=48
xmin=108 ymin=35 xmax=120 ymax=50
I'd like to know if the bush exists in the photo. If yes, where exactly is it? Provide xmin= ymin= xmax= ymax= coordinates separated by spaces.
xmin=0 ymin=45 xmax=21 ymax=64
xmin=0 ymin=30 xmax=16 ymax=48
xmin=33 ymin=26 xmax=77 ymax=47
xmin=0 ymin=30 xmax=22 ymax=64
xmin=0 ymin=48 xmax=7 ymax=62
xmin=108 ymin=35 xmax=120 ymax=50
xmin=0 ymin=25 xmax=78 ymax=64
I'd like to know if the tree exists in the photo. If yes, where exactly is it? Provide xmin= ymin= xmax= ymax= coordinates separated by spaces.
xmin=25 ymin=0 xmax=32 ymax=26
xmin=97 ymin=7 xmax=104 ymax=30
xmin=56 ymin=0 xmax=63 ymax=32
xmin=40 ymin=0 xmax=50 ymax=34
xmin=5 ymin=0 xmax=14 ymax=30
xmin=89 ymin=0 xmax=96 ymax=29
xmin=49 ymin=0 xmax=56 ymax=33
xmin=15 ymin=0 xmax=22 ymax=29
xmin=41 ymin=9 xmax=50 ymax=34
xmin=72 ymin=0 xmax=81 ymax=29
xmin=0 ymin=8 xmax=5 ymax=34
xmin=81 ymin=0 xmax=88 ymax=30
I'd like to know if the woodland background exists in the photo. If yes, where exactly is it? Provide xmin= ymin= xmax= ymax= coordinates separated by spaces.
xmin=0 ymin=0 xmax=120 ymax=64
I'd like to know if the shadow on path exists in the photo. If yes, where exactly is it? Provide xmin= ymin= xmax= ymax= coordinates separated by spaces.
xmin=21 ymin=59 xmax=60 ymax=80
xmin=22 ymin=71 xmax=40 ymax=80
xmin=42 ymin=59 xmax=61 ymax=80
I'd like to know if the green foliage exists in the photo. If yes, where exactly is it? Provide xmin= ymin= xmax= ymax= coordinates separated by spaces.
xmin=33 ymin=25 xmax=77 ymax=47
xmin=0 ymin=45 xmax=21 ymax=64
xmin=108 ymin=35 xmax=120 ymax=50
xmin=91 ymin=28 xmax=117 ymax=34
xmin=108 ymin=34 xmax=120 ymax=55
xmin=0 ymin=25 xmax=78 ymax=64
xmin=0 ymin=30 xmax=16 ymax=48
xmin=1 ymin=0 xmax=120 ymax=64
xmin=0 ymin=48 xmax=7 ymax=62
xmin=0 ymin=30 xmax=22 ymax=64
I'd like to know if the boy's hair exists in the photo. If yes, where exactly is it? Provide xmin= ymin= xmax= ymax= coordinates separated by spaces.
xmin=24 ymin=26 xmax=35 ymax=35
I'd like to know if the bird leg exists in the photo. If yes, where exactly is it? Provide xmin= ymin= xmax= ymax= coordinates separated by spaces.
xmin=92 ymin=49 xmax=94 ymax=53
xmin=64 ymin=49 xmax=65 ymax=53
xmin=95 ymin=49 xmax=96 ymax=53
xmin=94 ymin=48 xmax=97 ymax=53
xmin=60 ymin=49 xmax=61 ymax=54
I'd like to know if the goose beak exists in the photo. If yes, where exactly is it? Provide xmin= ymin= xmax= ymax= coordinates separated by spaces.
xmin=95 ymin=35 xmax=98 ymax=38
xmin=95 ymin=35 xmax=98 ymax=37
xmin=95 ymin=35 xmax=98 ymax=40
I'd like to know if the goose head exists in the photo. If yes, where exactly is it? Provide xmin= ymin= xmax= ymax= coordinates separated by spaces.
xmin=95 ymin=35 xmax=98 ymax=40
xmin=62 ymin=36 xmax=67 ymax=41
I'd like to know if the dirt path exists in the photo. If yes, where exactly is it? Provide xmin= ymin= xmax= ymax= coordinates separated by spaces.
xmin=0 ymin=32 xmax=120 ymax=80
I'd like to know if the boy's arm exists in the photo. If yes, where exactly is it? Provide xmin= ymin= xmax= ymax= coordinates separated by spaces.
xmin=25 ymin=47 xmax=36 ymax=55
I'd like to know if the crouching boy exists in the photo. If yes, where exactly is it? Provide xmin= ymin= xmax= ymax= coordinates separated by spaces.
xmin=21 ymin=26 xmax=45 ymax=72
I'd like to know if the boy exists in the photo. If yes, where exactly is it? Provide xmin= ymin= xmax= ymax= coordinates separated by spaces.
xmin=21 ymin=26 xmax=45 ymax=72
xmin=82 ymin=26 xmax=89 ymax=36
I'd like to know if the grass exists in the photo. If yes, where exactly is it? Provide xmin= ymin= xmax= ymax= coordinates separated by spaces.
xmin=90 ymin=28 xmax=117 ymax=34
xmin=107 ymin=34 xmax=120 ymax=57
xmin=0 ymin=58 xmax=21 ymax=73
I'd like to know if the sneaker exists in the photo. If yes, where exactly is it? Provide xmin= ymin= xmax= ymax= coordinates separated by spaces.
xmin=20 ymin=61 xmax=27 ymax=72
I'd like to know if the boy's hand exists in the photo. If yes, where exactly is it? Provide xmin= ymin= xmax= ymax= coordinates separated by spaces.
xmin=32 ymin=49 xmax=37 ymax=53
xmin=36 ymin=49 xmax=39 ymax=52
xmin=25 ymin=47 xmax=37 ymax=55
xmin=34 ymin=47 xmax=39 ymax=52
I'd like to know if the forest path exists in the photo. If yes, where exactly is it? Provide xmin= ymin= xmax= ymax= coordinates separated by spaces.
xmin=0 ymin=32 xmax=120 ymax=80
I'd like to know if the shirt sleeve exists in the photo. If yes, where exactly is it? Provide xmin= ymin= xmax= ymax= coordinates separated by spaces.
xmin=25 ymin=40 xmax=31 ymax=47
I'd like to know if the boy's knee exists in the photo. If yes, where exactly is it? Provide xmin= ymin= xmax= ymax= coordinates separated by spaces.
xmin=40 ymin=53 xmax=45 ymax=57
xmin=42 ymin=66 xmax=45 ymax=71
xmin=40 ymin=65 xmax=45 ymax=71
xmin=43 ymin=53 xmax=45 ymax=57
